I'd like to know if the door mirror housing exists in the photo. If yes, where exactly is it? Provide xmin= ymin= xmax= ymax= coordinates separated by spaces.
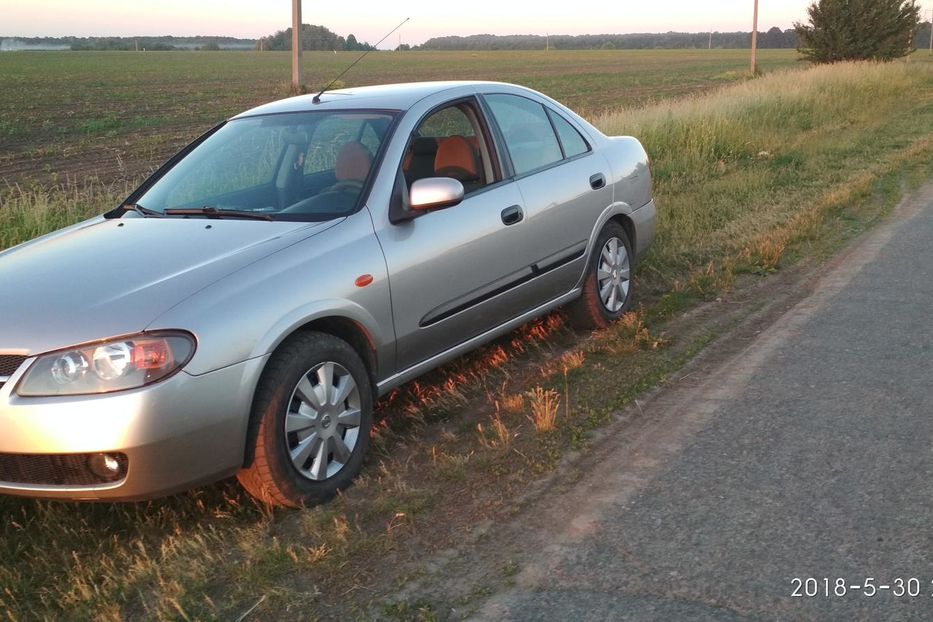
xmin=409 ymin=177 xmax=465 ymax=212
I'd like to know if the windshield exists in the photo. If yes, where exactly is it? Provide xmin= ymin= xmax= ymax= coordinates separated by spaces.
xmin=135 ymin=110 xmax=397 ymax=221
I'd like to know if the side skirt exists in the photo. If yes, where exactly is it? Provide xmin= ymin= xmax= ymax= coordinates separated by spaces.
xmin=376 ymin=288 xmax=582 ymax=396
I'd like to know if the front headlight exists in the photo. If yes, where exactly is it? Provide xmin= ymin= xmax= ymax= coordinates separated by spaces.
xmin=16 ymin=332 xmax=196 ymax=397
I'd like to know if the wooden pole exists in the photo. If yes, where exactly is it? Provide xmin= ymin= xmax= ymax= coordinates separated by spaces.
xmin=751 ymin=0 xmax=759 ymax=74
xmin=291 ymin=0 xmax=302 ymax=94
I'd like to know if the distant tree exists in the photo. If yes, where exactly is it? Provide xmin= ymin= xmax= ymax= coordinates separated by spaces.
xmin=202 ymin=41 xmax=221 ymax=51
xmin=600 ymin=41 xmax=616 ymax=49
xmin=795 ymin=0 xmax=921 ymax=62
xmin=395 ymin=43 xmax=411 ymax=51
xmin=261 ymin=24 xmax=374 ymax=52
xmin=345 ymin=34 xmax=361 ymax=51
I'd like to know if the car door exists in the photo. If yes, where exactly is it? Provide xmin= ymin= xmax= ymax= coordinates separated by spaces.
xmin=373 ymin=98 xmax=539 ymax=371
xmin=482 ymin=93 xmax=613 ymax=295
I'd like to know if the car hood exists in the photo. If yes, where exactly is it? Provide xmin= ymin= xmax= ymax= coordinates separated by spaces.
xmin=0 ymin=216 xmax=336 ymax=356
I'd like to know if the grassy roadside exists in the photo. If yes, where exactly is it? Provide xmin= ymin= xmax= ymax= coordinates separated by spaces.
xmin=1 ymin=60 xmax=932 ymax=621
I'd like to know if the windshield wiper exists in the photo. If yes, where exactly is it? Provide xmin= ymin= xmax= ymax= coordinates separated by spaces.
xmin=121 ymin=203 xmax=164 ymax=218
xmin=163 ymin=206 xmax=275 ymax=221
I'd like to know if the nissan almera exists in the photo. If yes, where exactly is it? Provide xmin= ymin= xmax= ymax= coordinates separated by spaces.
xmin=0 ymin=81 xmax=655 ymax=507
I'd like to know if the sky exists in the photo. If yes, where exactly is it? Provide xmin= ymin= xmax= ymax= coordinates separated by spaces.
xmin=1 ymin=0 xmax=824 ymax=46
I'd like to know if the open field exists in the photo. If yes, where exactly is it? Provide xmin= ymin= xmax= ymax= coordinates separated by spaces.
xmin=0 ymin=49 xmax=800 ymax=190
xmin=1 ymin=51 xmax=933 ymax=620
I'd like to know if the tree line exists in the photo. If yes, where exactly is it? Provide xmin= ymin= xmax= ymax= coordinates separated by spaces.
xmin=6 ymin=12 xmax=930 ymax=56
xmin=415 ymin=29 xmax=800 ymax=51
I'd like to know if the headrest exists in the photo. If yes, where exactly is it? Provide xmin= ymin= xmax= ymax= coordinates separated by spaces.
xmin=434 ymin=136 xmax=478 ymax=179
xmin=335 ymin=141 xmax=372 ymax=183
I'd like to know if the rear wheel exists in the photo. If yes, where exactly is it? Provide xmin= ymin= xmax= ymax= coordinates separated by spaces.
xmin=238 ymin=332 xmax=373 ymax=507
xmin=567 ymin=221 xmax=633 ymax=330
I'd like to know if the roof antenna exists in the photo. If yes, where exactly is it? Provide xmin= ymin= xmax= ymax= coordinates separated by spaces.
xmin=313 ymin=17 xmax=410 ymax=104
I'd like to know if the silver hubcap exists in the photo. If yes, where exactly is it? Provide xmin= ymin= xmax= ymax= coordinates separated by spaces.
xmin=597 ymin=236 xmax=630 ymax=313
xmin=284 ymin=361 xmax=362 ymax=481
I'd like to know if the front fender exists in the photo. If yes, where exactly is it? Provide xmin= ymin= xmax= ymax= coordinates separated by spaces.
xmin=147 ymin=212 xmax=394 ymax=377
xmin=249 ymin=299 xmax=386 ymax=374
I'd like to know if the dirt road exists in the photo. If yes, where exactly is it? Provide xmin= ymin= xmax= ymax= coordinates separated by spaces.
xmin=384 ymin=184 xmax=933 ymax=621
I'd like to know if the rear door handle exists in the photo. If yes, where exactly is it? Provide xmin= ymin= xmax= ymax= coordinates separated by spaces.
xmin=501 ymin=205 xmax=524 ymax=226
xmin=590 ymin=173 xmax=606 ymax=190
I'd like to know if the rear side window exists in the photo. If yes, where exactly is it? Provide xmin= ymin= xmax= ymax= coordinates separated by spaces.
xmin=485 ymin=94 xmax=563 ymax=176
xmin=547 ymin=109 xmax=589 ymax=158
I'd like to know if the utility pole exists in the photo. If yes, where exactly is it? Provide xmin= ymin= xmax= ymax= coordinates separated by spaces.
xmin=709 ymin=31 xmax=713 ymax=49
xmin=546 ymin=33 xmax=549 ymax=52
xmin=291 ymin=0 xmax=302 ymax=94
xmin=750 ymin=0 xmax=759 ymax=74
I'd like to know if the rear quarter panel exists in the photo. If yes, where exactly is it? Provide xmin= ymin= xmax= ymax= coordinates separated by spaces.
xmin=603 ymin=136 xmax=652 ymax=212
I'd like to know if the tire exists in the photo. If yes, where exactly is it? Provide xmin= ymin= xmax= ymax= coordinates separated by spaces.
xmin=237 ymin=331 xmax=373 ymax=508
xmin=566 ymin=221 xmax=634 ymax=330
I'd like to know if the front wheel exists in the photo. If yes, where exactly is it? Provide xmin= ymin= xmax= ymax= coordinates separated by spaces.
xmin=237 ymin=332 xmax=373 ymax=507
xmin=567 ymin=221 xmax=633 ymax=330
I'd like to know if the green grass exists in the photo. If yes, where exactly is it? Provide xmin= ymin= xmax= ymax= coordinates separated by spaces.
xmin=1 ymin=53 xmax=933 ymax=620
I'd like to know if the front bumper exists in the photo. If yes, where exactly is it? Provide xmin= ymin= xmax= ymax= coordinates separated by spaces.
xmin=0 ymin=355 xmax=267 ymax=500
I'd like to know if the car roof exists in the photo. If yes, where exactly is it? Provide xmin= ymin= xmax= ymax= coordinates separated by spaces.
xmin=232 ymin=81 xmax=516 ymax=118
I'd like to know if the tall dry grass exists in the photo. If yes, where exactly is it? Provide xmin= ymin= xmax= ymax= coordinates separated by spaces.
xmin=592 ymin=61 xmax=933 ymax=285
xmin=0 ymin=180 xmax=129 ymax=250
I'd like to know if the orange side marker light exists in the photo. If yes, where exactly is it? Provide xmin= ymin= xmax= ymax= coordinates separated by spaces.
xmin=355 ymin=274 xmax=374 ymax=288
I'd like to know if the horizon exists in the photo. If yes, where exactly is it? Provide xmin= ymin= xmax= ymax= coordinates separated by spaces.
xmin=1 ymin=25 xmax=805 ymax=42
xmin=0 ymin=0 xmax=817 ymax=48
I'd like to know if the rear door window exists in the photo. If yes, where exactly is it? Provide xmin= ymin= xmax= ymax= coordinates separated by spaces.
xmin=485 ymin=94 xmax=563 ymax=176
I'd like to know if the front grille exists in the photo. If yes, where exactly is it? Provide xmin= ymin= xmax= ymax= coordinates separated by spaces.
xmin=0 ymin=453 xmax=128 ymax=486
xmin=0 ymin=354 xmax=26 ymax=377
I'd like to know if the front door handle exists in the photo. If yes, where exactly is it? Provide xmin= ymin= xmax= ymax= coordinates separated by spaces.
xmin=501 ymin=205 xmax=524 ymax=226
xmin=590 ymin=173 xmax=607 ymax=190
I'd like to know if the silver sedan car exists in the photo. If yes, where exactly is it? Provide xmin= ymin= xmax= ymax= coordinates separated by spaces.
xmin=0 ymin=81 xmax=655 ymax=507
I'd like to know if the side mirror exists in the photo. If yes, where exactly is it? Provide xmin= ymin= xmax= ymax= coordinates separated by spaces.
xmin=409 ymin=177 xmax=465 ymax=212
